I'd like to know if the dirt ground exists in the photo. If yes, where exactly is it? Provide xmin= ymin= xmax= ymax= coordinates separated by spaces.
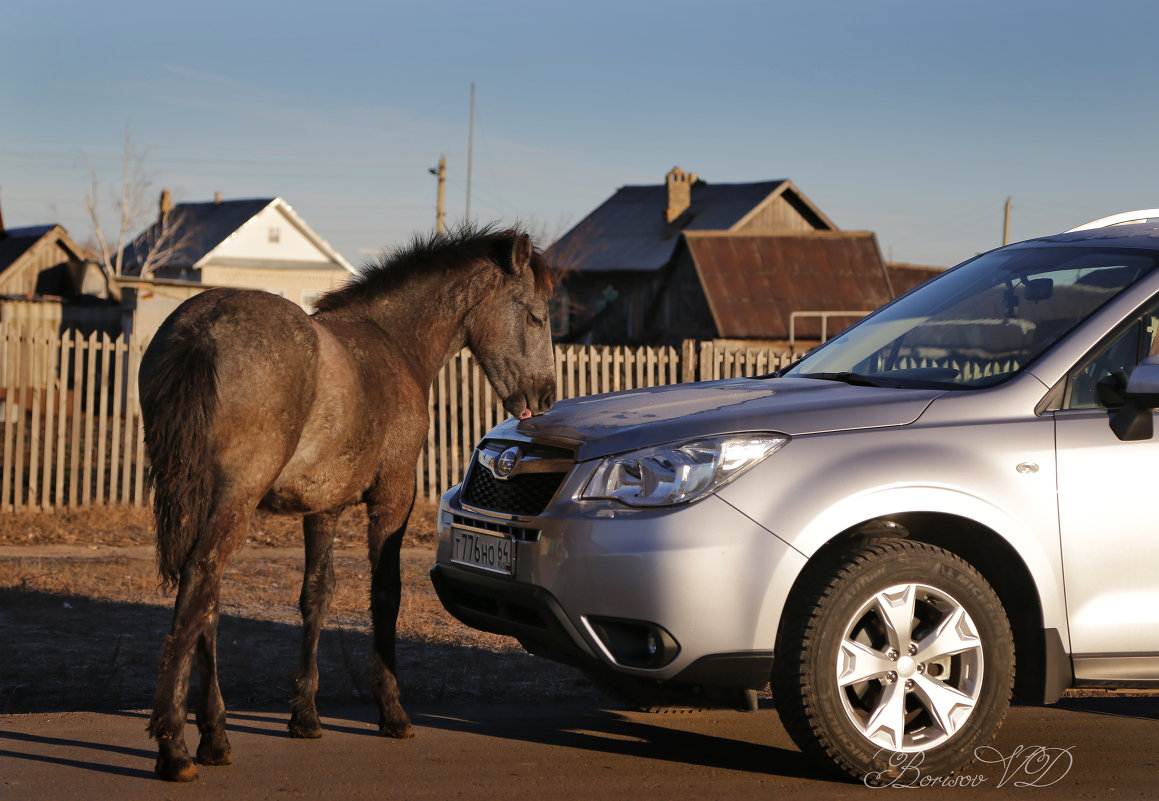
xmin=0 ymin=501 xmax=601 ymax=717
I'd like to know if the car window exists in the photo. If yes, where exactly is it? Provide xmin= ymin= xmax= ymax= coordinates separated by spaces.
xmin=1066 ymin=301 xmax=1159 ymax=409
xmin=785 ymin=247 xmax=1158 ymax=390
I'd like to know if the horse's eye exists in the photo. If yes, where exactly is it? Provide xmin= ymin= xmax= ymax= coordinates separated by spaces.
xmin=528 ymin=311 xmax=545 ymax=327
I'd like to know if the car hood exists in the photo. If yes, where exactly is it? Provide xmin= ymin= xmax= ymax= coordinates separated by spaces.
xmin=495 ymin=377 xmax=943 ymax=460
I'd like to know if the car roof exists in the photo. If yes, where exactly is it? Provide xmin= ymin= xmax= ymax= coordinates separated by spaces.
xmin=1011 ymin=210 xmax=1159 ymax=251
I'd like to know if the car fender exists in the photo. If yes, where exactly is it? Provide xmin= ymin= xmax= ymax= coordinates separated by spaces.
xmin=726 ymin=425 xmax=1070 ymax=651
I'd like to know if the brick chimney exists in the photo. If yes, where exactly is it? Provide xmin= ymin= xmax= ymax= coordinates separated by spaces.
xmin=214 ymin=191 xmax=223 ymax=204
xmin=665 ymin=166 xmax=698 ymax=224
xmin=158 ymin=189 xmax=172 ymax=223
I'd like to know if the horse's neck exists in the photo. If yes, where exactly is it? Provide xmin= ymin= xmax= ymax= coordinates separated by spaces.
xmin=362 ymin=274 xmax=481 ymax=381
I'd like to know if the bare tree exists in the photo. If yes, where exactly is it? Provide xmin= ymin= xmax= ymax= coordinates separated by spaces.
xmin=84 ymin=126 xmax=195 ymax=298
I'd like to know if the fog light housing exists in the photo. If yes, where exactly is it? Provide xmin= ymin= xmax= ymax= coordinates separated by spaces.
xmin=586 ymin=617 xmax=679 ymax=668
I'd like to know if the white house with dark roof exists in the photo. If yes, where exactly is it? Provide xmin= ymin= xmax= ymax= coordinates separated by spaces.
xmin=119 ymin=192 xmax=356 ymax=339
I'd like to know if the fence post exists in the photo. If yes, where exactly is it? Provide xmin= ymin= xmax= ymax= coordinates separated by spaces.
xmin=1 ymin=324 xmax=15 ymax=510
xmin=698 ymin=340 xmax=715 ymax=381
xmin=681 ymin=340 xmax=697 ymax=383
xmin=14 ymin=326 xmax=29 ymax=511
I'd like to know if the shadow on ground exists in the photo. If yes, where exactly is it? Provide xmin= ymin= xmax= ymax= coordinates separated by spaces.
xmin=0 ymin=586 xmax=599 ymax=715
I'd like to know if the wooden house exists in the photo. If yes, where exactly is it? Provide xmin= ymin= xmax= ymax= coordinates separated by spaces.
xmin=0 ymin=224 xmax=91 ymax=298
xmin=550 ymin=168 xmax=931 ymax=345
xmin=0 ymin=220 xmax=120 ymax=334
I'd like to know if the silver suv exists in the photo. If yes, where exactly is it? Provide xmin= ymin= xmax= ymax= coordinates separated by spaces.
xmin=431 ymin=211 xmax=1159 ymax=782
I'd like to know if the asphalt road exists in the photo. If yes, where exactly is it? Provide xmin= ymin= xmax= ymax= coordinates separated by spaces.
xmin=2 ymin=695 xmax=1157 ymax=800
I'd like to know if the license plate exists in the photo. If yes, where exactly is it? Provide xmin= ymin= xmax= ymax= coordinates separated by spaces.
xmin=451 ymin=529 xmax=515 ymax=576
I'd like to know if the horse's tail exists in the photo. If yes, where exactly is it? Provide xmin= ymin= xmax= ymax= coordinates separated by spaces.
xmin=141 ymin=327 xmax=219 ymax=592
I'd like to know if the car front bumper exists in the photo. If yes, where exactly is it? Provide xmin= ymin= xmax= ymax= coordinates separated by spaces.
xmin=432 ymin=484 xmax=808 ymax=696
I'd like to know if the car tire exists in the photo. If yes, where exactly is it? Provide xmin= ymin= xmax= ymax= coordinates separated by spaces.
xmin=773 ymin=538 xmax=1014 ymax=784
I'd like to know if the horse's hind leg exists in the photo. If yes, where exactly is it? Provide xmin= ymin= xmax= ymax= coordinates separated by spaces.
xmin=149 ymin=504 xmax=252 ymax=781
xmin=290 ymin=510 xmax=339 ymax=739
xmin=149 ymin=568 xmax=205 ymax=782
xmin=367 ymin=485 xmax=415 ymax=739
xmin=194 ymin=592 xmax=232 ymax=766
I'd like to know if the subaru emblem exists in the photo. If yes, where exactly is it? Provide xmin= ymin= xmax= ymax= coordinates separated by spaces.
xmin=495 ymin=446 xmax=521 ymax=478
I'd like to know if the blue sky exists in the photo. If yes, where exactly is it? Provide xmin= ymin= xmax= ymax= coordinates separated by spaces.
xmin=2 ymin=0 xmax=1157 ymax=268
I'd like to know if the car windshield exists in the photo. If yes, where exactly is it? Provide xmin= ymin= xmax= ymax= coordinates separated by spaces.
xmin=783 ymin=246 xmax=1158 ymax=389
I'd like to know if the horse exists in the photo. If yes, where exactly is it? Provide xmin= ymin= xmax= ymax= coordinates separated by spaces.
xmin=139 ymin=224 xmax=556 ymax=782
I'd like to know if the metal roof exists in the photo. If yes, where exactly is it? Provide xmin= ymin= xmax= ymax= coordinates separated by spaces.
xmin=886 ymin=263 xmax=945 ymax=296
xmin=551 ymin=179 xmax=832 ymax=274
xmin=682 ymin=231 xmax=894 ymax=339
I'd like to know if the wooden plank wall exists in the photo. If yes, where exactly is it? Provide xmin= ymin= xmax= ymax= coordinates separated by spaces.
xmin=0 ymin=324 xmax=799 ymax=511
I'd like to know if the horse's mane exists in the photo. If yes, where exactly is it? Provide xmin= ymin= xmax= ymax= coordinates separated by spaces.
xmin=313 ymin=223 xmax=553 ymax=314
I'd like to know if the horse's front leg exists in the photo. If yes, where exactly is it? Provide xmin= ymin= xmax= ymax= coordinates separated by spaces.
xmin=290 ymin=510 xmax=339 ymax=739
xmin=366 ymin=483 xmax=416 ymax=739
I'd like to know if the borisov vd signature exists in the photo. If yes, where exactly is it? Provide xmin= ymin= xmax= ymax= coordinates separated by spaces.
xmin=864 ymin=744 xmax=1075 ymax=788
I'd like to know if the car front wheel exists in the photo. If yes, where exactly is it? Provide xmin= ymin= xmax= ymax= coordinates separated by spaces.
xmin=773 ymin=538 xmax=1015 ymax=784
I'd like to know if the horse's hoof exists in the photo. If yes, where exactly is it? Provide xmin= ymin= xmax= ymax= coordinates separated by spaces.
xmin=379 ymin=720 xmax=415 ymax=739
xmin=196 ymin=740 xmax=233 ymax=766
xmin=156 ymin=756 xmax=199 ymax=782
xmin=289 ymin=722 xmax=324 ymax=739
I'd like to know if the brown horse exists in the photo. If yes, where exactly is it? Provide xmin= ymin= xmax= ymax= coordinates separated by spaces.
xmin=139 ymin=225 xmax=555 ymax=782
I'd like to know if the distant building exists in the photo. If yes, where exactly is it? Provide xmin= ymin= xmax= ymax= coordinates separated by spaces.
xmin=0 ymin=223 xmax=91 ymax=298
xmin=119 ymin=192 xmax=355 ymax=339
xmin=0 ymin=216 xmax=119 ymax=335
xmin=886 ymin=261 xmax=946 ymax=295
xmin=549 ymin=167 xmax=936 ymax=345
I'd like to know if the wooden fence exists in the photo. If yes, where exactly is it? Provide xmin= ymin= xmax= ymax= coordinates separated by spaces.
xmin=0 ymin=324 xmax=799 ymax=512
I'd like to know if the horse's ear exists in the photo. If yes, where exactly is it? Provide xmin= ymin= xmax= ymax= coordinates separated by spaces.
xmin=506 ymin=233 xmax=533 ymax=277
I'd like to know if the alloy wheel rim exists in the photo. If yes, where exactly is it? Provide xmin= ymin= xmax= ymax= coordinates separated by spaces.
xmin=835 ymin=582 xmax=984 ymax=753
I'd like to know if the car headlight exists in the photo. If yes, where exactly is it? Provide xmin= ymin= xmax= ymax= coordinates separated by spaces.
xmin=582 ymin=433 xmax=789 ymax=507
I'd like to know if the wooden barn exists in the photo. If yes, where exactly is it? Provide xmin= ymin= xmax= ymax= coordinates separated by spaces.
xmin=550 ymin=167 xmax=941 ymax=345
xmin=0 ymin=219 xmax=119 ymax=334
xmin=0 ymin=223 xmax=93 ymax=298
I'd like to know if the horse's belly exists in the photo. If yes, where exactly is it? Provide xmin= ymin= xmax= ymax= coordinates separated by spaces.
xmin=260 ymin=465 xmax=364 ymax=514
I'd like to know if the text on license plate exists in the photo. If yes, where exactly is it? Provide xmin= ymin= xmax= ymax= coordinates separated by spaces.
xmin=451 ymin=529 xmax=515 ymax=576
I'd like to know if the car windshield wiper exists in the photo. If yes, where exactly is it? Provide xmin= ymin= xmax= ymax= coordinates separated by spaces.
xmin=797 ymin=371 xmax=889 ymax=387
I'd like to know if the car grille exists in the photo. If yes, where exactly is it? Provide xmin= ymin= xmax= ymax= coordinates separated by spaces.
xmin=461 ymin=465 xmax=568 ymax=516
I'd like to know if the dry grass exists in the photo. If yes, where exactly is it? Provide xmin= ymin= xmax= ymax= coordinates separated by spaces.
xmin=0 ymin=501 xmax=439 ymax=549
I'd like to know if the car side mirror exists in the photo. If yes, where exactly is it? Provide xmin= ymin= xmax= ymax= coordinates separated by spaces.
xmin=1110 ymin=356 xmax=1159 ymax=441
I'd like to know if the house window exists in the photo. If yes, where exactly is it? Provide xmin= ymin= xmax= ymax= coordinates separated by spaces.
xmin=302 ymin=291 xmax=321 ymax=314
xmin=268 ymin=227 xmax=280 ymax=243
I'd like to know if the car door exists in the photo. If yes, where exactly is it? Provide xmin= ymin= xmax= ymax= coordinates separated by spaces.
xmin=1054 ymin=304 xmax=1159 ymax=678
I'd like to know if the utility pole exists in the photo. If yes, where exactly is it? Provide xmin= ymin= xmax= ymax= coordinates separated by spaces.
xmin=429 ymin=155 xmax=446 ymax=234
xmin=1003 ymin=197 xmax=1011 ymax=245
xmin=466 ymin=81 xmax=475 ymax=223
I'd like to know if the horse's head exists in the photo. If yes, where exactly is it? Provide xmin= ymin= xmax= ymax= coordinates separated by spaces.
xmin=467 ymin=231 xmax=556 ymax=419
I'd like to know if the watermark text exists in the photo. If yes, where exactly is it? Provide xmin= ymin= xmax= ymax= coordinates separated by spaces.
xmin=864 ymin=744 xmax=1074 ymax=788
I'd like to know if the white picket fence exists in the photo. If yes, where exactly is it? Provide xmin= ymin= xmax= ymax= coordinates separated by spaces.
xmin=0 ymin=325 xmax=800 ymax=512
